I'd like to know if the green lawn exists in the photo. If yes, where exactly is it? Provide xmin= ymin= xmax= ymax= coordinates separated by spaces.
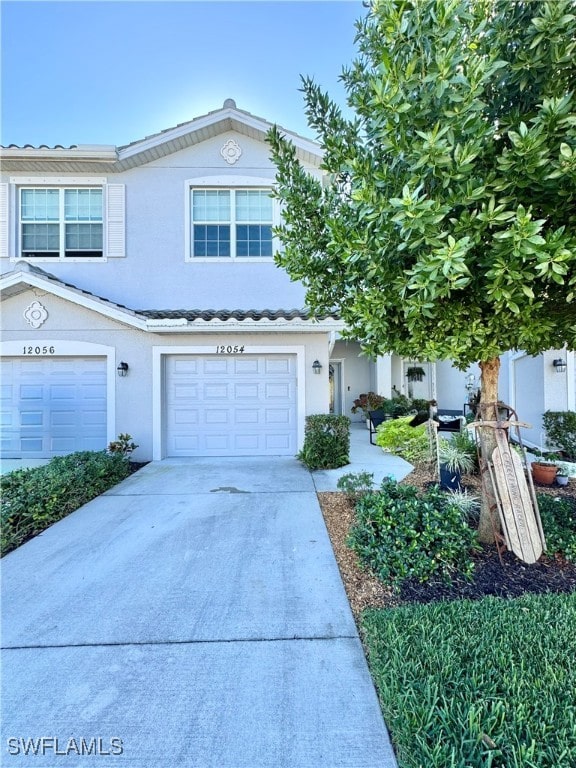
xmin=362 ymin=593 xmax=576 ymax=768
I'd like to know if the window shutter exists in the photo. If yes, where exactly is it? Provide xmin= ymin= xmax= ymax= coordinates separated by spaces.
xmin=0 ymin=183 xmax=8 ymax=259
xmin=106 ymin=183 xmax=125 ymax=258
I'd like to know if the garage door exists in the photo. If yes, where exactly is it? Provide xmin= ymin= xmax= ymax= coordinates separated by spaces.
xmin=0 ymin=357 xmax=107 ymax=458
xmin=165 ymin=354 xmax=297 ymax=456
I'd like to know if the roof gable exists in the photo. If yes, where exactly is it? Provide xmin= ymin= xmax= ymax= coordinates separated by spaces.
xmin=0 ymin=100 xmax=323 ymax=173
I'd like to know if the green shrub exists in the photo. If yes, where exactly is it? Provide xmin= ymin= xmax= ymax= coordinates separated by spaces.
xmin=297 ymin=414 xmax=350 ymax=470
xmin=382 ymin=394 xmax=414 ymax=418
xmin=362 ymin=593 xmax=576 ymax=768
xmin=375 ymin=415 xmax=433 ymax=463
xmin=107 ymin=432 xmax=139 ymax=456
xmin=1 ymin=451 xmax=132 ymax=556
xmin=348 ymin=479 xmax=478 ymax=589
xmin=336 ymin=471 xmax=376 ymax=501
xmin=543 ymin=410 xmax=576 ymax=461
xmin=537 ymin=493 xmax=576 ymax=562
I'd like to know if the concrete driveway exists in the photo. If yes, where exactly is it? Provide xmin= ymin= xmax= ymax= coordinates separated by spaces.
xmin=1 ymin=457 xmax=398 ymax=768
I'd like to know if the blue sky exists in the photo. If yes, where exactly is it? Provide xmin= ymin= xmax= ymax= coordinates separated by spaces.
xmin=1 ymin=0 xmax=365 ymax=147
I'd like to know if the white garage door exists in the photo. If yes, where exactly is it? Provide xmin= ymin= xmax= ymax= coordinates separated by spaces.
xmin=0 ymin=357 xmax=107 ymax=458
xmin=165 ymin=354 xmax=297 ymax=456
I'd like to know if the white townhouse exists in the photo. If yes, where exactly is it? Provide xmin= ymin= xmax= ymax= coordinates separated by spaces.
xmin=1 ymin=100 xmax=568 ymax=461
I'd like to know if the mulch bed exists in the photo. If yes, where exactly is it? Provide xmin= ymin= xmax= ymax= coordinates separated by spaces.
xmin=318 ymin=467 xmax=576 ymax=619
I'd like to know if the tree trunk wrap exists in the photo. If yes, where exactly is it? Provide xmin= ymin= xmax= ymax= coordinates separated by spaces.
xmin=477 ymin=357 xmax=501 ymax=544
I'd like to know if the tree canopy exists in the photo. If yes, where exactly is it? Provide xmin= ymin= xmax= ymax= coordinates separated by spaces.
xmin=267 ymin=0 xmax=576 ymax=369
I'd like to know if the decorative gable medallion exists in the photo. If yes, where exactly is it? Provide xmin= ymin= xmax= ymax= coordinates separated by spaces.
xmin=24 ymin=300 xmax=48 ymax=329
xmin=220 ymin=139 xmax=242 ymax=165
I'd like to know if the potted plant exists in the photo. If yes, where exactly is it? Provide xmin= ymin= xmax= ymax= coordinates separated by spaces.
xmin=531 ymin=458 xmax=559 ymax=486
xmin=438 ymin=439 xmax=476 ymax=492
xmin=406 ymin=365 xmax=426 ymax=382
xmin=556 ymin=471 xmax=569 ymax=487
xmin=351 ymin=392 xmax=387 ymax=425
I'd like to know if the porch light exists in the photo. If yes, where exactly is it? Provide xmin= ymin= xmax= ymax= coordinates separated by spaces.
xmin=552 ymin=358 xmax=567 ymax=374
xmin=312 ymin=360 xmax=322 ymax=375
xmin=117 ymin=361 xmax=129 ymax=377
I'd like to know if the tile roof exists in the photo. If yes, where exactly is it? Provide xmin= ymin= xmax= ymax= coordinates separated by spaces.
xmin=0 ymin=144 xmax=79 ymax=150
xmin=3 ymin=263 xmax=339 ymax=323
xmin=135 ymin=309 xmax=327 ymax=321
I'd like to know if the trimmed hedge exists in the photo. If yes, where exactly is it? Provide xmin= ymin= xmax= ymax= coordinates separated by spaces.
xmin=298 ymin=414 xmax=350 ymax=470
xmin=1 ymin=451 xmax=132 ymax=556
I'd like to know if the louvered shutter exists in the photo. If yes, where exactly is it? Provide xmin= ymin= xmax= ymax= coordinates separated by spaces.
xmin=0 ymin=183 xmax=8 ymax=259
xmin=105 ymin=183 xmax=125 ymax=258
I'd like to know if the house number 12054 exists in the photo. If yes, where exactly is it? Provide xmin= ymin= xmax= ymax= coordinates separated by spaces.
xmin=23 ymin=346 xmax=56 ymax=355
xmin=216 ymin=345 xmax=245 ymax=354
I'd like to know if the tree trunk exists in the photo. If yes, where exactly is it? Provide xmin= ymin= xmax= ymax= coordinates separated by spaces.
xmin=477 ymin=356 xmax=501 ymax=543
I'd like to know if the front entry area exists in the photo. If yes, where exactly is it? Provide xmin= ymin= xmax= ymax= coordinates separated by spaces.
xmin=0 ymin=356 xmax=107 ymax=458
xmin=164 ymin=354 xmax=297 ymax=456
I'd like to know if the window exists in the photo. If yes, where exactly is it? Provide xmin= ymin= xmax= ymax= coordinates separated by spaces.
xmin=20 ymin=187 xmax=103 ymax=259
xmin=191 ymin=189 xmax=273 ymax=259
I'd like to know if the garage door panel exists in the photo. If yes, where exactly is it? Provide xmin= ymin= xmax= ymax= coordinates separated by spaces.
xmin=1 ymin=357 xmax=107 ymax=459
xmin=22 ymin=412 xmax=43 ymax=426
xmin=205 ymin=435 xmax=230 ymax=450
xmin=174 ymin=409 xmax=199 ymax=425
xmin=166 ymin=354 xmax=297 ymax=457
xmin=265 ymin=358 xmax=292 ymax=374
xmin=205 ymin=409 xmax=230 ymax=424
xmin=235 ymin=359 xmax=259 ymax=374
xmin=235 ymin=383 xmax=259 ymax=399
xmin=204 ymin=384 xmax=228 ymax=399
xmin=174 ymin=384 xmax=199 ymax=400
xmin=265 ymin=409 xmax=291 ymax=424
xmin=204 ymin=359 xmax=228 ymax=375
xmin=21 ymin=385 xmax=43 ymax=400
xmin=235 ymin=409 xmax=260 ymax=424
xmin=265 ymin=382 xmax=291 ymax=399
xmin=266 ymin=434 xmax=292 ymax=450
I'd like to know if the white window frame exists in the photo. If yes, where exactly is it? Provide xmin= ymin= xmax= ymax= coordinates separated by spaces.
xmin=6 ymin=177 xmax=125 ymax=262
xmin=184 ymin=175 xmax=279 ymax=262
xmin=19 ymin=186 xmax=103 ymax=261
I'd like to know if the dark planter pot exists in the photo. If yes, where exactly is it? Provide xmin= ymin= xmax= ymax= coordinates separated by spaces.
xmin=531 ymin=463 xmax=557 ymax=486
xmin=440 ymin=465 xmax=462 ymax=491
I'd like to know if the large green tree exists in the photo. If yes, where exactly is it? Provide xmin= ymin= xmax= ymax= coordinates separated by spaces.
xmin=268 ymin=0 xmax=576 ymax=541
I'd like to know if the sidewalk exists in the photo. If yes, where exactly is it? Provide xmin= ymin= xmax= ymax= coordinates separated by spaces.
xmin=312 ymin=420 xmax=414 ymax=491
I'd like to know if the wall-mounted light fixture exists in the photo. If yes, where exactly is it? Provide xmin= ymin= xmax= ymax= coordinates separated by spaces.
xmin=552 ymin=358 xmax=567 ymax=374
xmin=312 ymin=360 xmax=322 ymax=375
xmin=117 ymin=361 xmax=129 ymax=377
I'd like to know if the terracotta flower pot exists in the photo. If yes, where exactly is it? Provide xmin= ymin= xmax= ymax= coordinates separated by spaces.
xmin=531 ymin=462 xmax=557 ymax=486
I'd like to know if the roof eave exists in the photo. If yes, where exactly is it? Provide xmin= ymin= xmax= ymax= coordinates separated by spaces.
xmin=144 ymin=317 xmax=344 ymax=333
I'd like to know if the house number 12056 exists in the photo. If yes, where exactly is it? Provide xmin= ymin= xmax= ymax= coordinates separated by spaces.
xmin=216 ymin=345 xmax=245 ymax=354
xmin=23 ymin=345 xmax=56 ymax=355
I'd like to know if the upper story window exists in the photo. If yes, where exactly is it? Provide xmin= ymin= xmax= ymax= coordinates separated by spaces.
xmin=20 ymin=187 xmax=103 ymax=259
xmin=190 ymin=189 xmax=273 ymax=259
xmin=0 ymin=177 xmax=125 ymax=262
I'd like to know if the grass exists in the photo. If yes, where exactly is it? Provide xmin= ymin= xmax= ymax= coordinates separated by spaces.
xmin=362 ymin=593 xmax=576 ymax=768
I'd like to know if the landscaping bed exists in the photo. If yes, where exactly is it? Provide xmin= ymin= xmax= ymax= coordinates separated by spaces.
xmin=319 ymin=471 xmax=576 ymax=616
xmin=1 ymin=452 xmax=143 ymax=556
xmin=318 ymin=469 xmax=576 ymax=768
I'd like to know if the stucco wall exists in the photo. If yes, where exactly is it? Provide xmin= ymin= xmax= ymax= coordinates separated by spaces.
xmin=1 ymin=131 xmax=313 ymax=311
xmin=1 ymin=289 xmax=330 ymax=460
